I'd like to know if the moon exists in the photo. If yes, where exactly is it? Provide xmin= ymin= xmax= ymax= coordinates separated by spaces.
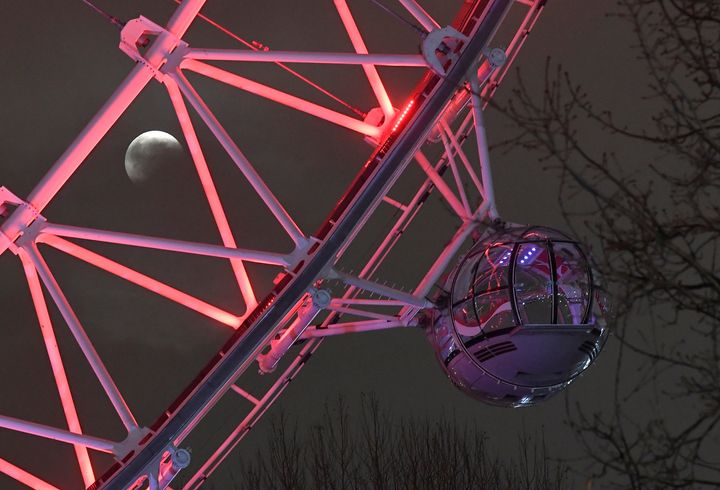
xmin=124 ymin=130 xmax=185 ymax=185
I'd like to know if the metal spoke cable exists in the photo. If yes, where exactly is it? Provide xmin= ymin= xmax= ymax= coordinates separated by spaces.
xmin=366 ymin=0 xmax=426 ymax=36
xmin=171 ymin=0 xmax=367 ymax=118
xmin=80 ymin=0 xmax=125 ymax=29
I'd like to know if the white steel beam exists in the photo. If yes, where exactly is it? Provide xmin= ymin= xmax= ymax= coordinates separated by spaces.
xmin=187 ymin=49 xmax=427 ymax=67
xmin=41 ymin=223 xmax=290 ymax=267
xmin=22 ymin=243 xmax=139 ymax=432
xmin=0 ymin=413 xmax=116 ymax=454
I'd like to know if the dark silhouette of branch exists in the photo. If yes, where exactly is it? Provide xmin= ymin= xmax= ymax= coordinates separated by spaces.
xmin=492 ymin=0 xmax=719 ymax=488
xmin=225 ymin=395 xmax=569 ymax=489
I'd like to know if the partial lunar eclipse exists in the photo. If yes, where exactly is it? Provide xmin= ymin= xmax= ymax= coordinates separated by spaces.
xmin=124 ymin=130 xmax=185 ymax=185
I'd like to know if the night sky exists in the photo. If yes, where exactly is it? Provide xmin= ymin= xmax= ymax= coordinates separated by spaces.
xmin=0 ymin=1 xmax=644 ymax=488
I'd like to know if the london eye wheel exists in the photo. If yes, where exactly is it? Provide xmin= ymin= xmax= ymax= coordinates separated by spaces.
xmin=0 ymin=1 xmax=608 ymax=488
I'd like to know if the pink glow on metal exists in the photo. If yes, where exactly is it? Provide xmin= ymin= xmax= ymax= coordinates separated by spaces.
xmin=350 ymin=120 xmax=471 ymax=283
xmin=333 ymin=0 xmax=395 ymax=121
xmin=188 ymin=49 xmax=427 ymax=67
xmin=381 ymin=195 xmax=407 ymax=211
xmin=165 ymin=79 xmax=259 ymax=309
xmin=39 ymin=234 xmax=242 ymax=329
xmin=19 ymin=252 xmax=95 ymax=487
xmin=25 ymin=0 xmax=208 ymax=215
xmin=164 ymin=0 xmax=207 ymax=37
xmin=23 ymin=243 xmax=139 ymax=432
xmin=0 ymin=457 xmax=60 ymax=490
xmin=0 ymin=413 xmax=116 ymax=453
xmin=180 ymin=59 xmax=382 ymax=138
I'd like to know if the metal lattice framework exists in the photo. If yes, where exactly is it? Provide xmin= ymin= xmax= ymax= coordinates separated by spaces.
xmin=0 ymin=0 xmax=546 ymax=488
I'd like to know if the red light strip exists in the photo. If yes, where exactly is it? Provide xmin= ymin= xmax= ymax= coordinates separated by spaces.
xmin=391 ymin=99 xmax=416 ymax=133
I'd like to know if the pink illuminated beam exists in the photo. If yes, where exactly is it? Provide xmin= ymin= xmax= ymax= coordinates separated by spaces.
xmin=333 ymin=0 xmax=395 ymax=121
xmin=180 ymin=60 xmax=381 ymax=138
xmin=41 ymin=223 xmax=290 ymax=267
xmin=22 ymin=243 xmax=138 ymax=432
xmin=0 ymin=458 xmax=60 ymax=490
xmin=165 ymin=78 xmax=258 ymax=309
xmin=19 ymin=251 xmax=95 ymax=488
xmin=38 ymin=234 xmax=242 ymax=329
xmin=187 ymin=49 xmax=427 ymax=67
xmin=0 ymin=413 xmax=115 ymax=454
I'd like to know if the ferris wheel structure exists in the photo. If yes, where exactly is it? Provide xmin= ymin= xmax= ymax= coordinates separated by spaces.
xmin=0 ymin=0 xmax=562 ymax=488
